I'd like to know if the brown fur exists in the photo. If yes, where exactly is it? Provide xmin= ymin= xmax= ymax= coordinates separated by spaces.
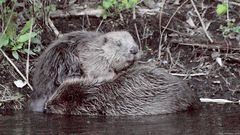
xmin=45 ymin=61 xmax=200 ymax=116
xmin=143 ymin=0 xmax=161 ymax=8
xmin=29 ymin=31 xmax=140 ymax=112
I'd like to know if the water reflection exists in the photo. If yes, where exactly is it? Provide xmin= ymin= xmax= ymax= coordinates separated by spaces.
xmin=0 ymin=104 xmax=240 ymax=135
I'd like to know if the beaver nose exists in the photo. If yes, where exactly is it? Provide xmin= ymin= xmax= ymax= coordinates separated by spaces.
xmin=130 ymin=46 xmax=139 ymax=55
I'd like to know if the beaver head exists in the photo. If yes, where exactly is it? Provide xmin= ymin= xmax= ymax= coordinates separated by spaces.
xmin=80 ymin=31 xmax=141 ymax=82
xmin=143 ymin=0 xmax=161 ymax=9
xmin=99 ymin=31 xmax=140 ymax=72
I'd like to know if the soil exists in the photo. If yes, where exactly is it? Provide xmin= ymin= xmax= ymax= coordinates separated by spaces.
xmin=0 ymin=0 xmax=240 ymax=112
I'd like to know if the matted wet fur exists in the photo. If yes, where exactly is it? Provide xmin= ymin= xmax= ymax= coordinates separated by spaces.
xmin=29 ymin=31 xmax=140 ymax=112
xmin=45 ymin=61 xmax=200 ymax=116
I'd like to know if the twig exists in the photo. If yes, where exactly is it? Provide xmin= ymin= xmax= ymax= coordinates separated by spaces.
xmin=161 ymin=26 xmax=189 ymax=36
xmin=158 ymin=0 xmax=188 ymax=60
xmin=226 ymin=0 xmax=229 ymax=21
xmin=26 ymin=0 xmax=35 ymax=83
xmin=0 ymin=49 xmax=33 ymax=90
xmin=0 ymin=1 xmax=33 ymax=90
xmin=0 ymin=97 xmax=21 ymax=102
xmin=96 ymin=19 xmax=103 ymax=32
xmin=170 ymin=72 xmax=208 ymax=77
xmin=133 ymin=6 xmax=142 ymax=51
xmin=26 ymin=18 xmax=34 ymax=84
xmin=230 ymin=1 xmax=240 ymax=6
xmin=49 ymin=8 xmax=104 ymax=18
xmin=42 ymin=0 xmax=59 ymax=37
xmin=48 ymin=17 xmax=60 ymax=37
xmin=217 ymin=0 xmax=240 ymax=7
xmin=190 ymin=0 xmax=213 ymax=43
xmin=200 ymin=98 xmax=240 ymax=104
xmin=158 ymin=0 xmax=166 ymax=60
xmin=170 ymin=41 xmax=240 ymax=50
xmin=86 ymin=15 xmax=91 ymax=26
xmin=0 ymin=1 xmax=15 ymax=41
xmin=0 ymin=84 xmax=6 ymax=89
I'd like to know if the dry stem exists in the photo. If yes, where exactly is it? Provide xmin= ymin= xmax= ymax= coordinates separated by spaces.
xmin=158 ymin=0 xmax=189 ymax=60
xmin=171 ymin=72 xmax=208 ymax=77
xmin=190 ymin=0 xmax=213 ymax=43
xmin=0 ymin=49 xmax=33 ymax=90
xmin=133 ymin=6 xmax=142 ymax=51
xmin=0 ymin=2 xmax=33 ymax=90
xmin=26 ymin=17 xmax=33 ymax=83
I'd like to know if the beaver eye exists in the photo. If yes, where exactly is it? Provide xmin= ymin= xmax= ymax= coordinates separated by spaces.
xmin=117 ymin=42 xmax=122 ymax=47
xmin=104 ymin=37 xmax=108 ymax=44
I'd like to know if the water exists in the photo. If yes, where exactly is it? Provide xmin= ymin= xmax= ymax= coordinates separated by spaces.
xmin=0 ymin=104 xmax=240 ymax=135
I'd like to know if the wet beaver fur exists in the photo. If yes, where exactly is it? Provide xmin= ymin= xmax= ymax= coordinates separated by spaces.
xmin=29 ymin=31 xmax=140 ymax=112
xmin=45 ymin=61 xmax=200 ymax=116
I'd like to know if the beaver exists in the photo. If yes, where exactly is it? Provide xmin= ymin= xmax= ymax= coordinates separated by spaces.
xmin=29 ymin=31 xmax=140 ymax=112
xmin=45 ymin=61 xmax=200 ymax=116
xmin=143 ymin=0 xmax=161 ymax=9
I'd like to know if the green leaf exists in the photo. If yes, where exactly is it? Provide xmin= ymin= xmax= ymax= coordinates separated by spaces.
xmin=12 ymin=43 xmax=23 ymax=51
xmin=103 ymin=1 xmax=111 ymax=9
xmin=120 ymin=0 xmax=137 ymax=9
xmin=31 ymin=37 xmax=41 ymax=44
xmin=101 ymin=10 xmax=108 ymax=19
xmin=20 ymin=19 xmax=34 ymax=35
xmin=102 ymin=0 xmax=116 ymax=9
xmin=216 ymin=3 xmax=228 ymax=15
xmin=232 ymin=27 xmax=240 ymax=33
xmin=0 ymin=0 xmax=6 ymax=5
xmin=0 ymin=33 xmax=10 ymax=48
xmin=47 ymin=4 xmax=57 ymax=12
xmin=23 ymin=49 xmax=36 ymax=55
xmin=12 ymin=51 xmax=19 ymax=60
xmin=129 ymin=0 xmax=138 ymax=7
xmin=17 ymin=32 xmax=37 ymax=43
xmin=121 ymin=0 xmax=129 ymax=8
xmin=6 ymin=21 xmax=17 ymax=40
xmin=121 ymin=0 xmax=128 ymax=5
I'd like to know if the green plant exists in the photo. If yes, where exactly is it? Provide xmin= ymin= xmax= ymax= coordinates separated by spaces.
xmin=218 ymin=20 xmax=240 ymax=37
xmin=216 ymin=2 xmax=228 ymax=15
xmin=215 ymin=2 xmax=240 ymax=38
xmin=0 ymin=0 xmax=41 ymax=60
xmin=100 ymin=0 xmax=138 ymax=18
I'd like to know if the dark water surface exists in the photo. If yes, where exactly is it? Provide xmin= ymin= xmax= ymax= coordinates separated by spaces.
xmin=0 ymin=104 xmax=240 ymax=135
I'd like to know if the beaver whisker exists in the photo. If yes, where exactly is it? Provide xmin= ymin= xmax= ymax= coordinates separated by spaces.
xmin=108 ymin=51 xmax=117 ymax=70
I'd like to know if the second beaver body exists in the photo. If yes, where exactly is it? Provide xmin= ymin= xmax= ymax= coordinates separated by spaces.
xmin=45 ymin=62 xmax=200 ymax=116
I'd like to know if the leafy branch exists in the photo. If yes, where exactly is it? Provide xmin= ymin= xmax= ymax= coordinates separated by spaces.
xmin=99 ymin=0 xmax=138 ymax=18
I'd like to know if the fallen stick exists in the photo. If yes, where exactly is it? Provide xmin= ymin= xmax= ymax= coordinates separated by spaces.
xmin=200 ymin=98 xmax=240 ymax=104
xmin=170 ymin=40 xmax=240 ymax=51
xmin=170 ymin=72 xmax=208 ymax=77
xmin=190 ymin=0 xmax=213 ymax=43
xmin=0 ymin=49 xmax=33 ymax=90
xmin=49 ymin=8 xmax=104 ymax=18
